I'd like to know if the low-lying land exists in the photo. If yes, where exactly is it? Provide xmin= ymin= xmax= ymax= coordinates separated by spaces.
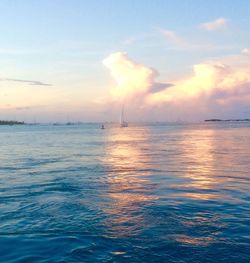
xmin=205 ymin=119 xmax=250 ymax=122
xmin=0 ymin=120 xmax=25 ymax=125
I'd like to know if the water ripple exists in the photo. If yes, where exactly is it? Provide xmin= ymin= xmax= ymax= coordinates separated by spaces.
xmin=0 ymin=123 xmax=249 ymax=262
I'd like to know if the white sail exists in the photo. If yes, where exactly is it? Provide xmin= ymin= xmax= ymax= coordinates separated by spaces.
xmin=120 ymin=104 xmax=128 ymax=127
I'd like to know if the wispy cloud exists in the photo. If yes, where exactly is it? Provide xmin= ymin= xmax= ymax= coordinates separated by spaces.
xmin=158 ymin=28 xmax=232 ymax=51
xmin=0 ymin=78 xmax=52 ymax=86
xmin=15 ymin=106 xmax=32 ymax=110
xmin=159 ymin=29 xmax=188 ymax=48
xmin=200 ymin=17 xmax=228 ymax=31
xmin=241 ymin=48 xmax=250 ymax=56
xmin=122 ymin=31 xmax=157 ymax=46
xmin=0 ymin=47 xmax=41 ymax=55
xmin=14 ymin=105 xmax=48 ymax=110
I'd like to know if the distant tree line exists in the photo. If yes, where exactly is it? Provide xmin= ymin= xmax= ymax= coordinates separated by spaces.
xmin=205 ymin=119 xmax=250 ymax=122
xmin=0 ymin=120 xmax=25 ymax=125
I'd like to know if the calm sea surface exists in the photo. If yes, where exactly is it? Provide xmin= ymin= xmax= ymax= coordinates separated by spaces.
xmin=0 ymin=123 xmax=249 ymax=262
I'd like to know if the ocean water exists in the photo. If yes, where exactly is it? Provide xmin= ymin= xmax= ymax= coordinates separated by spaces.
xmin=0 ymin=122 xmax=250 ymax=262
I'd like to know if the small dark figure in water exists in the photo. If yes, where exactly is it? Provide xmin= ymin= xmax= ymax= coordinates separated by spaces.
xmin=101 ymin=124 xmax=105 ymax=129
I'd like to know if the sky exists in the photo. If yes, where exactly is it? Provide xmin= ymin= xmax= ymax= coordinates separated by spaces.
xmin=0 ymin=0 xmax=250 ymax=122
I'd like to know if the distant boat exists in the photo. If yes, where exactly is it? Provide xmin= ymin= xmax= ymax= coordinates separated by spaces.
xmin=120 ymin=104 xmax=128 ymax=128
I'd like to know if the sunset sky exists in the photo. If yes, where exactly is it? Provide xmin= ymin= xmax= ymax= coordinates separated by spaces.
xmin=0 ymin=0 xmax=250 ymax=122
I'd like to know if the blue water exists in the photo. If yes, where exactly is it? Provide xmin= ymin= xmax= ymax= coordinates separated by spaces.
xmin=0 ymin=123 xmax=250 ymax=262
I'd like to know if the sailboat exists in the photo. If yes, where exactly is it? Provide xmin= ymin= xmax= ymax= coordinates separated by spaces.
xmin=120 ymin=104 xmax=128 ymax=128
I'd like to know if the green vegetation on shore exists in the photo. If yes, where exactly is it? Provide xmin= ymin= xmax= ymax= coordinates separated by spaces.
xmin=0 ymin=120 xmax=25 ymax=125
xmin=205 ymin=119 xmax=250 ymax=122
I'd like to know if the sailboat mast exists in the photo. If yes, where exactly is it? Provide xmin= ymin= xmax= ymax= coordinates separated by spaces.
xmin=119 ymin=103 xmax=128 ymax=127
xmin=120 ymin=103 xmax=124 ymax=124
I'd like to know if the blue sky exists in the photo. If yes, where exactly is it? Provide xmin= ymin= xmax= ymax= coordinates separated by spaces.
xmin=0 ymin=0 xmax=250 ymax=122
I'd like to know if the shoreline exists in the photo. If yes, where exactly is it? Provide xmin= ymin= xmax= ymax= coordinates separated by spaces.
xmin=0 ymin=121 xmax=25 ymax=125
xmin=205 ymin=119 xmax=250 ymax=122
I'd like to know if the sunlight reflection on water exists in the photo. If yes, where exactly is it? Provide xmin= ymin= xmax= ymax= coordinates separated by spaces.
xmin=102 ymin=127 xmax=158 ymax=237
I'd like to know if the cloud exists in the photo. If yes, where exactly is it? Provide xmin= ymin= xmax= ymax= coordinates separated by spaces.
xmin=160 ymin=29 xmax=187 ymax=47
xmin=0 ymin=48 xmax=39 ymax=55
xmin=0 ymin=78 xmax=52 ymax=86
xmin=14 ymin=105 xmax=49 ymax=111
xmin=158 ymin=28 xmax=230 ymax=51
xmin=122 ymin=32 xmax=155 ymax=46
xmin=15 ymin=106 xmax=31 ymax=110
xmin=102 ymin=52 xmax=171 ymax=102
xmin=148 ymin=62 xmax=250 ymax=105
xmin=200 ymin=18 xmax=228 ymax=31
xmin=241 ymin=48 xmax=250 ymax=56
xmin=103 ymin=52 xmax=250 ymax=120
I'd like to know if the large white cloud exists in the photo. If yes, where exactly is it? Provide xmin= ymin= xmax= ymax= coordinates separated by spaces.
xmin=102 ymin=52 xmax=250 ymax=120
xmin=148 ymin=63 xmax=250 ymax=103
xmin=102 ymin=52 xmax=171 ymax=102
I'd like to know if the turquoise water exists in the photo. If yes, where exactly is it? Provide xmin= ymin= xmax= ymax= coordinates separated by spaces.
xmin=0 ymin=123 xmax=250 ymax=262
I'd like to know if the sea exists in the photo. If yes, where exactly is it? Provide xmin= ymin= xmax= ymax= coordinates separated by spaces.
xmin=0 ymin=122 xmax=249 ymax=262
